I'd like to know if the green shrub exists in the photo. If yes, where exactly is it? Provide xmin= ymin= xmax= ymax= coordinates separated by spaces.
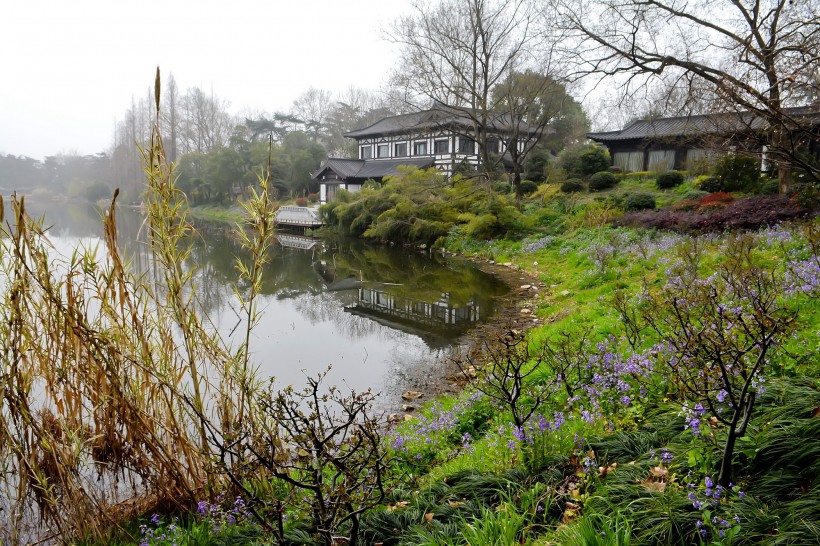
xmin=463 ymin=213 xmax=499 ymax=240
xmin=519 ymin=180 xmax=539 ymax=195
xmin=714 ymin=154 xmax=761 ymax=192
xmin=560 ymin=179 xmax=585 ymax=193
xmin=523 ymin=147 xmax=550 ymax=183
xmin=656 ymin=171 xmax=685 ymax=189
xmin=696 ymin=176 xmax=723 ymax=193
xmin=558 ymin=144 xmax=611 ymax=178
xmin=759 ymin=178 xmax=779 ymax=195
xmin=493 ymin=181 xmax=512 ymax=194
xmin=683 ymin=190 xmax=709 ymax=201
xmin=588 ymin=171 xmax=618 ymax=191
xmin=624 ymin=193 xmax=656 ymax=211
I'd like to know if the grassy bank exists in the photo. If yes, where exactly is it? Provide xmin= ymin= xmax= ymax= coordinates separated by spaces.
xmin=116 ymin=212 xmax=818 ymax=545
xmin=12 ymin=133 xmax=815 ymax=544
xmin=188 ymin=203 xmax=244 ymax=223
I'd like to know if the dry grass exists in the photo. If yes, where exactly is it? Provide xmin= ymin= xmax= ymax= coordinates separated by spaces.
xmin=0 ymin=69 xmax=262 ymax=543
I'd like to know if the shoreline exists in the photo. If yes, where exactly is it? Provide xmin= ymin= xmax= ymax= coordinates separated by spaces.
xmin=381 ymin=255 xmax=545 ymax=417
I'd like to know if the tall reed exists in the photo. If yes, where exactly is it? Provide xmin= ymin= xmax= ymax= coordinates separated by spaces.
xmin=0 ymin=68 xmax=263 ymax=543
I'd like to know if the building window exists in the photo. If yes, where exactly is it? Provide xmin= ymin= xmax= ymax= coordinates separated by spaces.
xmin=458 ymin=137 xmax=475 ymax=154
xmin=434 ymin=139 xmax=449 ymax=154
xmin=395 ymin=142 xmax=408 ymax=157
xmin=377 ymin=143 xmax=389 ymax=158
xmin=414 ymin=141 xmax=428 ymax=155
xmin=647 ymin=150 xmax=675 ymax=171
xmin=360 ymin=145 xmax=372 ymax=159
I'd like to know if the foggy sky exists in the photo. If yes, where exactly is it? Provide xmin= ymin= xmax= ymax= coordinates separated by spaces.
xmin=0 ymin=0 xmax=410 ymax=160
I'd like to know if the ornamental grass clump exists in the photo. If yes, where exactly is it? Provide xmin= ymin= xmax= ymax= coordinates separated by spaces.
xmin=0 ymin=69 xmax=264 ymax=543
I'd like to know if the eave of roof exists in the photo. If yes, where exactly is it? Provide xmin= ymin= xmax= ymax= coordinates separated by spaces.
xmin=588 ymin=107 xmax=820 ymax=142
xmin=311 ymin=158 xmax=365 ymax=179
xmin=344 ymin=104 xmax=534 ymax=139
xmin=312 ymin=157 xmax=436 ymax=181
xmin=354 ymin=157 xmax=435 ymax=179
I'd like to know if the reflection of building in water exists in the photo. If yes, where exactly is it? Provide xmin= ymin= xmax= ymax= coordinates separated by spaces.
xmin=277 ymin=234 xmax=320 ymax=250
xmin=348 ymin=286 xmax=480 ymax=333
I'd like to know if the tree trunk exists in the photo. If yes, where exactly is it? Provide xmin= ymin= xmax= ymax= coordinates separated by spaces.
xmin=773 ymin=127 xmax=793 ymax=194
xmin=513 ymin=168 xmax=522 ymax=210
xmin=718 ymin=423 xmax=738 ymax=487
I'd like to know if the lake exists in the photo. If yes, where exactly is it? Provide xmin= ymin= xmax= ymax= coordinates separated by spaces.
xmin=21 ymin=198 xmax=511 ymax=407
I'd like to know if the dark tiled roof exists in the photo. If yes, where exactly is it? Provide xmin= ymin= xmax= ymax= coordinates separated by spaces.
xmin=314 ymin=158 xmax=364 ymax=178
xmin=345 ymin=104 xmax=530 ymax=138
xmin=588 ymin=113 xmax=762 ymax=142
xmin=344 ymin=111 xmax=431 ymax=138
xmin=313 ymin=157 xmax=435 ymax=181
xmin=588 ymin=107 xmax=820 ymax=142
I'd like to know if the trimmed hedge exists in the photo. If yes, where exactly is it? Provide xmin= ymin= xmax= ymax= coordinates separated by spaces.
xmin=560 ymin=179 xmax=585 ymax=193
xmin=759 ymin=179 xmax=779 ymax=195
xmin=588 ymin=171 xmax=618 ymax=191
xmin=520 ymin=180 xmax=539 ymax=195
xmin=624 ymin=193 xmax=657 ymax=211
xmin=697 ymin=176 xmax=723 ymax=193
xmin=656 ymin=171 xmax=685 ymax=189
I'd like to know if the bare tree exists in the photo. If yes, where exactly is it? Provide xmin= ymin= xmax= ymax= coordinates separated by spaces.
xmin=163 ymin=73 xmax=179 ymax=163
xmin=291 ymin=87 xmax=334 ymax=143
xmin=555 ymin=0 xmax=820 ymax=192
xmin=178 ymin=87 xmax=234 ymax=154
xmin=325 ymin=87 xmax=396 ymax=157
xmin=390 ymin=0 xmax=556 ymax=192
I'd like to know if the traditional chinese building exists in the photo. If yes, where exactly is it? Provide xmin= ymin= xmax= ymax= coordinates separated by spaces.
xmin=587 ymin=107 xmax=820 ymax=173
xmin=313 ymin=103 xmax=527 ymax=204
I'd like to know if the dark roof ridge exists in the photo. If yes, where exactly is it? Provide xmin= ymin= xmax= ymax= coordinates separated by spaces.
xmin=346 ymin=109 xmax=431 ymax=134
xmin=616 ymin=105 xmax=818 ymax=128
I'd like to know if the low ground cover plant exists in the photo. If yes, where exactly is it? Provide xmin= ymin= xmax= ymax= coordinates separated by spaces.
xmin=618 ymin=194 xmax=808 ymax=232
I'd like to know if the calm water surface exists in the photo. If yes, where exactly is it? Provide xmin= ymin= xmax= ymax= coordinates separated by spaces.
xmin=25 ymin=199 xmax=510 ymax=405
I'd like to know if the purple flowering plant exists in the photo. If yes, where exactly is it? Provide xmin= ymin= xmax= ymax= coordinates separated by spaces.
xmin=687 ymin=476 xmax=745 ymax=544
xmin=138 ymin=495 xmax=255 ymax=546
xmin=620 ymin=233 xmax=799 ymax=486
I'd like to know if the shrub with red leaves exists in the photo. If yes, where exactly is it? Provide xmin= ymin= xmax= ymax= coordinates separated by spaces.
xmin=699 ymin=192 xmax=735 ymax=206
xmin=617 ymin=195 xmax=810 ymax=233
xmin=295 ymin=197 xmax=308 ymax=207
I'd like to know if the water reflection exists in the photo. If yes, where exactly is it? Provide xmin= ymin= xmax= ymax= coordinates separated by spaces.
xmin=19 ymin=199 xmax=510 ymax=402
